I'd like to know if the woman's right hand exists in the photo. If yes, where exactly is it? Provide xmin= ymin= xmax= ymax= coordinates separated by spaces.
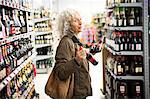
xmin=76 ymin=47 xmax=86 ymax=60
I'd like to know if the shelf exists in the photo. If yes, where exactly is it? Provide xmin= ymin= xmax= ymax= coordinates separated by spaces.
xmin=116 ymin=3 xmax=143 ymax=8
xmin=33 ymin=17 xmax=50 ymax=23
xmin=106 ymin=45 xmax=143 ymax=55
xmin=106 ymin=85 xmax=111 ymax=97
xmin=36 ymin=68 xmax=47 ymax=74
xmin=105 ymin=44 xmax=143 ymax=56
xmin=106 ymin=2 xmax=143 ymax=9
xmin=106 ymin=67 xmax=144 ymax=81
xmin=0 ymin=53 xmax=37 ymax=91
xmin=0 ymin=0 xmax=31 ymax=12
xmin=105 ymin=38 xmax=143 ymax=56
xmin=34 ymin=31 xmax=52 ymax=36
xmin=35 ymin=44 xmax=51 ymax=49
xmin=35 ymin=55 xmax=54 ymax=61
xmin=20 ymin=82 xmax=34 ymax=98
xmin=0 ymin=32 xmax=34 ymax=45
xmin=106 ymin=26 xmax=143 ymax=31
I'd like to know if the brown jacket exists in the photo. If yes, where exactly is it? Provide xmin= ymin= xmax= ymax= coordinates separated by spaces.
xmin=54 ymin=31 xmax=92 ymax=99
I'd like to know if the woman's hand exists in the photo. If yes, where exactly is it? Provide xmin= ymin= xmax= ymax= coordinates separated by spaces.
xmin=76 ymin=47 xmax=86 ymax=60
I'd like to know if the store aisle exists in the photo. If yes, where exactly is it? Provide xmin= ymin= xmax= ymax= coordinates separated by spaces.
xmin=34 ymin=52 xmax=105 ymax=99
xmin=87 ymin=52 xmax=105 ymax=99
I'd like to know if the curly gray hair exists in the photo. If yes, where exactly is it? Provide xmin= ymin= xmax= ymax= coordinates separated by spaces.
xmin=57 ymin=9 xmax=79 ymax=37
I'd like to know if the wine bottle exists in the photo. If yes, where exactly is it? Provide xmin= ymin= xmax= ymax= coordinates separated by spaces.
xmin=114 ymin=32 xmax=121 ymax=51
xmin=135 ymin=82 xmax=142 ymax=98
xmin=135 ymin=7 xmax=142 ymax=26
xmin=123 ymin=32 xmax=128 ymax=51
xmin=123 ymin=57 xmax=130 ymax=75
xmin=0 ymin=12 xmax=4 ymax=40
xmin=128 ymin=81 xmax=143 ymax=99
xmin=136 ymin=32 xmax=142 ymax=51
xmin=131 ymin=56 xmax=143 ymax=75
xmin=120 ymin=32 xmax=124 ymax=51
xmin=128 ymin=32 xmax=133 ymax=51
xmin=122 ymin=8 xmax=127 ymax=27
xmin=132 ymin=32 xmax=137 ymax=51
xmin=114 ymin=57 xmax=124 ymax=75
xmin=136 ymin=56 xmax=143 ymax=75
xmin=0 ymin=46 xmax=6 ymax=82
xmin=116 ymin=8 xmax=120 ymax=27
xmin=119 ymin=7 xmax=123 ymax=26
xmin=117 ymin=81 xmax=127 ymax=98
xmin=129 ymin=8 xmax=135 ymax=26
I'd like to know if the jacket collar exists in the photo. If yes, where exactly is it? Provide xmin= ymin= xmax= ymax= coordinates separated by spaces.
xmin=65 ymin=30 xmax=78 ymax=39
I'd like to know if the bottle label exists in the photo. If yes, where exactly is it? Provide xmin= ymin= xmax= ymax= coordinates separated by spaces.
xmin=136 ymin=44 xmax=141 ymax=50
xmin=125 ymin=43 xmax=127 ymax=50
xmin=120 ymin=44 xmax=123 ymax=50
xmin=136 ymin=85 xmax=140 ymax=93
xmin=125 ymin=65 xmax=129 ymax=71
xmin=135 ymin=67 xmax=142 ymax=73
xmin=124 ymin=19 xmax=127 ymax=26
xmin=114 ymin=19 xmax=117 ymax=26
xmin=118 ymin=65 xmax=122 ymax=73
xmin=119 ymin=19 xmax=122 ymax=26
xmin=135 ymin=67 xmax=138 ymax=73
xmin=115 ymin=44 xmax=119 ymax=51
xmin=130 ymin=19 xmax=134 ymax=26
xmin=137 ymin=17 xmax=140 ymax=24
xmin=120 ymin=85 xmax=125 ymax=93
xmin=132 ymin=44 xmax=135 ymax=50
xmin=139 ymin=67 xmax=142 ymax=73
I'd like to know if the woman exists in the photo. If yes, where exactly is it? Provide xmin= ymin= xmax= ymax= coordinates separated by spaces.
xmin=54 ymin=9 xmax=92 ymax=99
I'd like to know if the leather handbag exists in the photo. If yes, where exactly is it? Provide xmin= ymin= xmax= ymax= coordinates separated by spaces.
xmin=45 ymin=68 xmax=74 ymax=99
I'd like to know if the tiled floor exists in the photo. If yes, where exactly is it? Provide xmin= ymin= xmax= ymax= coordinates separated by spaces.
xmin=34 ymin=52 xmax=105 ymax=99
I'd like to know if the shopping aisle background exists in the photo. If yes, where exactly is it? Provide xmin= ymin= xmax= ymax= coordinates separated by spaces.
xmin=34 ymin=52 xmax=105 ymax=99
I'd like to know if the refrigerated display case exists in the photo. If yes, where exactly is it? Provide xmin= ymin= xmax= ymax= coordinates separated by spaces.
xmin=103 ymin=0 xmax=150 ymax=99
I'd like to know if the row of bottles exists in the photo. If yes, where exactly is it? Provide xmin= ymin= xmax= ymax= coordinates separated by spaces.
xmin=36 ymin=58 xmax=53 ymax=69
xmin=106 ymin=55 xmax=143 ymax=76
xmin=26 ymin=87 xmax=39 ymax=99
xmin=106 ymin=0 xmax=142 ymax=7
xmin=105 ymin=72 xmax=143 ymax=99
xmin=37 ymin=46 xmax=53 ymax=55
xmin=27 ymin=12 xmax=34 ymax=32
xmin=0 ymin=7 xmax=27 ymax=39
xmin=0 ymin=61 xmax=35 ymax=99
xmin=0 ymin=37 xmax=33 ymax=82
xmin=34 ymin=8 xmax=50 ymax=19
xmin=35 ymin=34 xmax=53 ymax=44
xmin=0 ymin=0 xmax=33 ymax=9
xmin=34 ymin=21 xmax=51 ymax=32
xmin=110 ymin=31 xmax=142 ymax=51
xmin=109 ymin=7 xmax=142 ymax=27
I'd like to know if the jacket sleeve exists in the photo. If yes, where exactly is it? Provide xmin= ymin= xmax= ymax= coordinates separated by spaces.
xmin=54 ymin=37 xmax=79 ymax=80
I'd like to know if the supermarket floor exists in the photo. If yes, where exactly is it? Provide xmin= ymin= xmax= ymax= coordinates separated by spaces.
xmin=34 ymin=52 xmax=105 ymax=99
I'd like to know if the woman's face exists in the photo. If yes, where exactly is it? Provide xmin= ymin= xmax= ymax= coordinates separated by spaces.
xmin=70 ymin=13 xmax=82 ymax=34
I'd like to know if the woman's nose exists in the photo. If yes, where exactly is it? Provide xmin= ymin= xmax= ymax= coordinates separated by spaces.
xmin=79 ymin=21 xmax=82 ymax=25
